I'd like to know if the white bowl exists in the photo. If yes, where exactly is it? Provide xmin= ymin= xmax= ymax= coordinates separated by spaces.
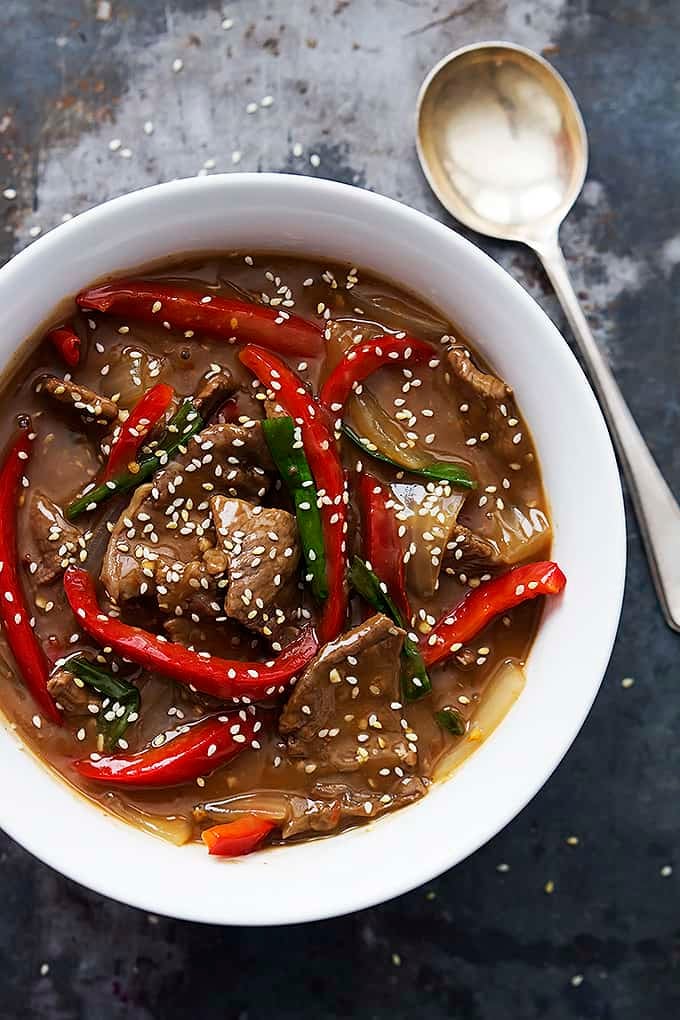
xmin=0 ymin=174 xmax=625 ymax=924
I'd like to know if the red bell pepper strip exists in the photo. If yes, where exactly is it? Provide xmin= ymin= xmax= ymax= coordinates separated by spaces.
xmin=239 ymin=345 xmax=348 ymax=643
xmin=46 ymin=325 xmax=81 ymax=369
xmin=357 ymin=471 xmax=410 ymax=623
xmin=102 ymin=382 xmax=174 ymax=481
xmin=422 ymin=561 xmax=567 ymax=668
xmin=73 ymin=711 xmax=257 ymax=786
xmin=202 ymin=816 xmax=277 ymax=857
xmin=0 ymin=430 xmax=61 ymax=723
xmin=77 ymin=280 xmax=324 ymax=357
xmin=63 ymin=567 xmax=318 ymax=700
xmin=319 ymin=334 xmax=437 ymax=411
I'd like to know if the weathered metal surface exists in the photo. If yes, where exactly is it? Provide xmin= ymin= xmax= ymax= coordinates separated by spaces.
xmin=0 ymin=1 xmax=679 ymax=1017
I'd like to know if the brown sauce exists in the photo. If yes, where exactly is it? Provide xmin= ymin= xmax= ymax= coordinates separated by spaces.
xmin=0 ymin=253 xmax=551 ymax=848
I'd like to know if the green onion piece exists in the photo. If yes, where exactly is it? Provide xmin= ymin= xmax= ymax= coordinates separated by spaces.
xmin=67 ymin=399 xmax=205 ymax=520
xmin=348 ymin=556 xmax=432 ymax=701
xmin=64 ymin=656 xmax=140 ymax=749
xmin=435 ymin=706 xmax=466 ymax=736
xmin=349 ymin=555 xmax=403 ymax=625
xmin=262 ymin=416 xmax=329 ymax=601
xmin=401 ymin=641 xmax=434 ymax=702
xmin=342 ymin=424 xmax=476 ymax=490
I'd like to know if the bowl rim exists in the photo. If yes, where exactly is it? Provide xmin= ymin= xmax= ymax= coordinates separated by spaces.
xmin=0 ymin=173 xmax=626 ymax=924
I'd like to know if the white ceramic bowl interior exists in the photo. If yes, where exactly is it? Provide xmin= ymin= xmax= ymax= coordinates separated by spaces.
xmin=0 ymin=175 xmax=625 ymax=924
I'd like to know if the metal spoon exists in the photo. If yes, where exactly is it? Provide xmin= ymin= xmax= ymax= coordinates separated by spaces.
xmin=416 ymin=40 xmax=680 ymax=632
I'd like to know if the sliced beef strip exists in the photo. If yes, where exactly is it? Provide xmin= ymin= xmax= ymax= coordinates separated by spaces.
xmin=446 ymin=346 xmax=548 ymax=562
xmin=444 ymin=523 xmax=499 ymax=569
xmin=101 ymin=482 xmax=226 ymax=618
xmin=194 ymin=776 xmax=427 ymax=839
xmin=192 ymin=369 xmax=238 ymax=419
xmin=101 ymin=421 xmax=274 ymax=619
xmin=47 ymin=668 xmax=101 ymax=716
xmin=34 ymin=374 xmax=119 ymax=424
xmin=29 ymin=491 xmax=84 ymax=584
xmin=447 ymin=346 xmax=525 ymax=464
xmin=279 ymin=613 xmax=418 ymax=776
xmin=447 ymin=348 xmax=512 ymax=403
xmin=157 ymin=555 xmax=229 ymax=620
xmin=152 ymin=420 xmax=274 ymax=505
xmin=210 ymin=496 xmax=302 ymax=645
xmin=101 ymin=484 xmax=154 ymax=603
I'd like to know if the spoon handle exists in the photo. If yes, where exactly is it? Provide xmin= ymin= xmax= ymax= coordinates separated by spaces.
xmin=534 ymin=234 xmax=680 ymax=632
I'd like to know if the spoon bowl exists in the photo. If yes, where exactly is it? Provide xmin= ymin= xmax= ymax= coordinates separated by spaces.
xmin=417 ymin=42 xmax=587 ymax=244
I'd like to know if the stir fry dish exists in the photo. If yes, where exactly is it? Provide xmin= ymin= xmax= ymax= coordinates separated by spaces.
xmin=0 ymin=254 xmax=565 ymax=856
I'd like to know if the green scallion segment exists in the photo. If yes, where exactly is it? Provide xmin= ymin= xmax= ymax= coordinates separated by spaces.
xmin=348 ymin=556 xmax=432 ymax=701
xmin=435 ymin=706 xmax=466 ymax=736
xmin=342 ymin=424 xmax=476 ymax=490
xmin=262 ymin=415 xmax=328 ymax=601
xmin=66 ymin=399 xmax=205 ymax=520
xmin=349 ymin=555 xmax=403 ymax=626
xmin=64 ymin=656 xmax=140 ymax=749
xmin=400 ymin=640 xmax=434 ymax=702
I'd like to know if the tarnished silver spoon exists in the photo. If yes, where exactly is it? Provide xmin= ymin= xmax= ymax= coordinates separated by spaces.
xmin=417 ymin=40 xmax=680 ymax=632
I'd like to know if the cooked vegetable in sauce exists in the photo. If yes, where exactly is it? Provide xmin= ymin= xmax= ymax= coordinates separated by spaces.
xmin=0 ymin=253 xmax=564 ymax=856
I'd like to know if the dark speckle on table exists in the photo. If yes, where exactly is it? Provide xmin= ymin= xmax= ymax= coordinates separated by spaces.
xmin=0 ymin=1 xmax=679 ymax=1018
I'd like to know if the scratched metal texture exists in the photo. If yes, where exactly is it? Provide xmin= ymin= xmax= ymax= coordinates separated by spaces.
xmin=0 ymin=1 xmax=678 ymax=1018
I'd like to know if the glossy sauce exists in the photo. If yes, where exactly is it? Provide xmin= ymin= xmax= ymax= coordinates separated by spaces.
xmin=0 ymin=253 xmax=550 ymax=846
